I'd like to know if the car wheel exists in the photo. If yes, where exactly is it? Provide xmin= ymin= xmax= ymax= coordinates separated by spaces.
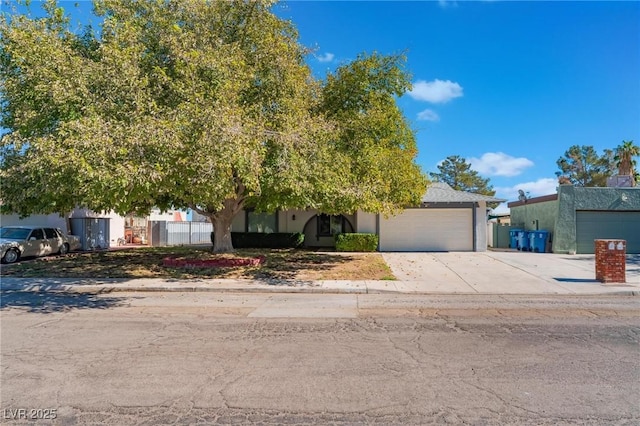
xmin=59 ymin=243 xmax=69 ymax=256
xmin=2 ymin=248 xmax=20 ymax=264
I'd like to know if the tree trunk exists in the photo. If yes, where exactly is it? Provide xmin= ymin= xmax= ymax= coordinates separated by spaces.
xmin=206 ymin=198 xmax=244 ymax=253
xmin=211 ymin=213 xmax=235 ymax=253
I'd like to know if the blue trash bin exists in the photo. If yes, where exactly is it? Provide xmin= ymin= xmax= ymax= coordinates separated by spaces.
xmin=509 ymin=229 xmax=522 ymax=249
xmin=517 ymin=230 xmax=530 ymax=251
xmin=529 ymin=230 xmax=549 ymax=253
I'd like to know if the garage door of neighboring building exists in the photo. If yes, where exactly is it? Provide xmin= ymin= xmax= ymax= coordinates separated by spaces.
xmin=379 ymin=208 xmax=473 ymax=251
xmin=575 ymin=211 xmax=640 ymax=254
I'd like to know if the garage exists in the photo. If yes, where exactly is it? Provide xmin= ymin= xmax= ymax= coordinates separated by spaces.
xmin=379 ymin=208 xmax=474 ymax=252
xmin=576 ymin=210 xmax=640 ymax=254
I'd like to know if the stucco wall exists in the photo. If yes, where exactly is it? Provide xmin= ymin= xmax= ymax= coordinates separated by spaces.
xmin=510 ymin=200 xmax=558 ymax=233
xmin=356 ymin=211 xmax=377 ymax=234
xmin=272 ymin=209 xmax=312 ymax=234
xmin=553 ymin=185 xmax=640 ymax=254
xmin=475 ymin=202 xmax=488 ymax=251
xmin=1 ymin=213 xmax=67 ymax=231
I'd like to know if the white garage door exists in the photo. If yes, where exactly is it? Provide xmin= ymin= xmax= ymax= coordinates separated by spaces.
xmin=379 ymin=208 xmax=473 ymax=251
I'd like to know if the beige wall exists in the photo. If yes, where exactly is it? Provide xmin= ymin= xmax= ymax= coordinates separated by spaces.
xmin=475 ymin=202 xmax=488 ymax=251
xmin=278 ymin=209 xmax=317 ymax=234
xmin=356 ymin=211 xmax=377 ymax=233
xmin=1 ymin=213 xmax=67 ymax=231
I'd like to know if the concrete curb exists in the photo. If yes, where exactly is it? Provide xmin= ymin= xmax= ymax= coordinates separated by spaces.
xmin=1 ymin=282 xmax=639 ymax=297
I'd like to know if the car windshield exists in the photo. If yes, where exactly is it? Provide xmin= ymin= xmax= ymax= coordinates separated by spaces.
xmin=0 ymin=227 xmax=31 ymax=240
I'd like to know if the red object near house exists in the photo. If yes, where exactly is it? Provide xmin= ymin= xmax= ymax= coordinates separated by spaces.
xmin=163 ymin=256 xmax=266 ymax=268
xmin=595 ymin=239 xmax=626 ymax=283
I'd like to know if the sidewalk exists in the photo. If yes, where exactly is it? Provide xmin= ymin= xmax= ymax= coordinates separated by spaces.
xmin=2 ymin=251 xmax=639 ymax=296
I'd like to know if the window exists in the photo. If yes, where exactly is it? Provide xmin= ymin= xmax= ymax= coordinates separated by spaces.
xmin=247 ymin=211 xmax=277 ymax=233
xmin=317 ymin=214 xmax=344 ymax=237
xmin=0 ymin=228 xmax=30 ymax=239
xmin=44 ymin=228 xmax=58 ymax=239
xmin=29 ymin=228 xmax=45 ymax=240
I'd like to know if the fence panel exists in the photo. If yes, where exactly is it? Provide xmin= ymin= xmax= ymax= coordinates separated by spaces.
xmin=149 ymin=221 xmax=213 ymax=246
xmin=185 ymin=221 xmax=214 ymax=245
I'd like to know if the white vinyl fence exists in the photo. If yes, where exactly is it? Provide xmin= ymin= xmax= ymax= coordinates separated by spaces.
xmin=148 ymin=221 xmax=213 ymax=247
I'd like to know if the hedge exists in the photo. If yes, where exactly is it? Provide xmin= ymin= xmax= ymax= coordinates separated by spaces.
xmin=211 ymin=232 xmax=305 ymax=249
xmin=335 ymin=233 xmax=379 ymax=252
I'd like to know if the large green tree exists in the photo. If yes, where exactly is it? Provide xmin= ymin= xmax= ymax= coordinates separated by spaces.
xmin=0 ymin=0 xmax=426 ymax=252
xmin=429 ymin=155 xmax=495 ymax=196
xmin=555 ymin=145 xmax=614 ymax=187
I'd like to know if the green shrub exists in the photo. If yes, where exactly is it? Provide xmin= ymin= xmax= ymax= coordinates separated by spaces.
xmin=335 ymin=233 xmax=378 ymax=252
xmin=211 ymin=232 xmax=304 ymax=249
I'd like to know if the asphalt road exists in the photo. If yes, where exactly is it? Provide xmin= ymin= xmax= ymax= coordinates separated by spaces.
xmin=1 ymin=291 xmax=639 ymax=425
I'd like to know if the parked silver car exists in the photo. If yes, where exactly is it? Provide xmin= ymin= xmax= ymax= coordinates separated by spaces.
xmin=0 ymin=226 xmax=81 ymax=264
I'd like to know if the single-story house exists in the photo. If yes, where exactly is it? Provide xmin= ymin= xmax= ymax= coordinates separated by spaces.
xmin=508 ymin=184 xmax=640 ymax=254
xmin=229 ymin=182 xmax=505 ymax=252
xmin=1 ymin=183 xmax=504 ymax=252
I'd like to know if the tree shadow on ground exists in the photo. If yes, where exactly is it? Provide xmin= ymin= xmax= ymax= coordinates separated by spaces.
xmin=0 ymin=247 xmax=385 ymax=282
xmin=0 ymin=290 xmax=128 ymax=313
xmin=244 ymin=250 xmax=353 ymax=281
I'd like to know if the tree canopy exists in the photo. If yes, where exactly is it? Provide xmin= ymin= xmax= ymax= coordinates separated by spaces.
xmin=555 ymin=145 xmax=614 ymax=187
xmin=0 ymin=0 xmax=427 ymax=252
xmin=429 ymin=155 xmax=495 ymax=196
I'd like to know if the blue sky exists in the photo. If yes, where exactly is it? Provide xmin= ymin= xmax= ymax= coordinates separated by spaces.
xmin=276 ymin=1 xmax=640 ymax=211
xmin=3 ymin=1 xmax=639 ymax=212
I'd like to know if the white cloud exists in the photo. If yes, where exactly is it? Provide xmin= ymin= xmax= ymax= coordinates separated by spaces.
xmin=495 ymin=178 xmax=558 ymax=202
xmin=316 ymin=52 xmax=335 ymax=63
xmin=469 ymin=152 xmax=534 ymax=177
xmin=417 ymin=109 xmax=440 ymax=122
xmin=490 ymin=203 xmax=510 ymax=215
xmin=408 ymin=79 xmax=463 ymax=103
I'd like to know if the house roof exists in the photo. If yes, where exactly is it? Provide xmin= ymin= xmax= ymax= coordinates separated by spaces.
xmin=507 ymin=193 xmax=558 ymax=208
xmin=422 ymin=182 xmax=506 ymax=203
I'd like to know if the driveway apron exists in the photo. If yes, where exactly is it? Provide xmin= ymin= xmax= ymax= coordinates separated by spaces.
xmin=379 ymin=252 xmax=633 ymax=294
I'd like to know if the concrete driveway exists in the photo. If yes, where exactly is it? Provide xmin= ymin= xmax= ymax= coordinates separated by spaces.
xmin=381 ymin=251 xmax=640 ymax=294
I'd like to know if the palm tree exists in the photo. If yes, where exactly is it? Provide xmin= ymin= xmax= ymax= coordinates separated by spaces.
xmin=614 ymin=140 xmax=639 ymax=177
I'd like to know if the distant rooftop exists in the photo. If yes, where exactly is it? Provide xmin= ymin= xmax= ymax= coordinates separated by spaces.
xmin=422 ymin=182 xmax=506 ymax=203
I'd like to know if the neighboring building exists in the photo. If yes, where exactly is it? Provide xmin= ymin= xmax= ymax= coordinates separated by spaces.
xmin=0 ymin=209 xmax=125 ymax=250
xmin=0 ymin=207 xmax=188 ymax=249
xmin=125 ymin=208 xmax=188 ymax=244
xmin=487 ymin=213 xmax=512 ymax=249
xmin=508 ymin=185 xmax=640 ymax=254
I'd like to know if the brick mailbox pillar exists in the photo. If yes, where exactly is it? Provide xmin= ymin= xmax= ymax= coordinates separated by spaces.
xmin=594 ymin=239 xmax=626 ymax=283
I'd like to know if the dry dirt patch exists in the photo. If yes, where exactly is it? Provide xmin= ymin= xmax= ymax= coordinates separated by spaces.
xmin=0 ymin=247 xmax=395 ymax=281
